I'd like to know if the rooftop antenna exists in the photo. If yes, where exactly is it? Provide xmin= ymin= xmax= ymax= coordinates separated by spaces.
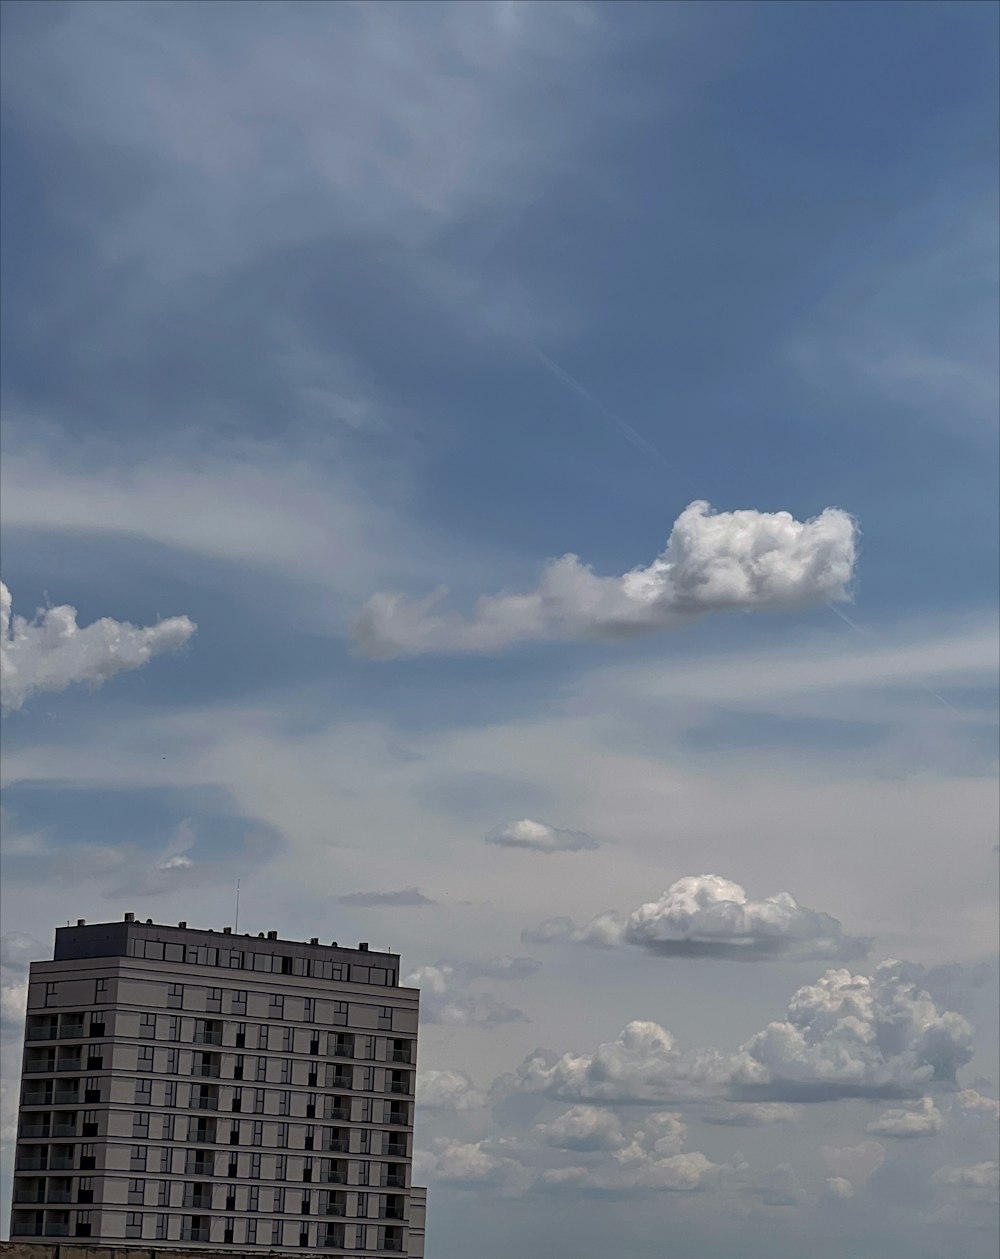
xmin=234 ymin=879 xmax=241 ymax=934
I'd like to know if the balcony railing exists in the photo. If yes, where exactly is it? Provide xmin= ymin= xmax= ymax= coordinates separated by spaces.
xmin=24 ymin=1060 xmax=56 ymax=1074
xmin=390 ymin=1051 xmax=411 ymax=1064
xmin=21 ymin=1092 xmax=52 ymax=1106
xmin=54 ymin=1089 xmax=80 ymax=1104
xmin=323 ymin=1138 xmax=349 ymax=1154
xmin=46 ymin=1223 xmax=71 ymax=1237
xmin=50 ymin=1156 xmax=75 ymax=1171
xmin=19 ymin=1125 xmax=50 ymax=1140
xmin=46 ymin=1189 xmax=72 ymax=1204
xmin=16 ymin=1158 xmax=47 ymax=1172
xmin=380 ymin=1175 xmax=405 ymax=1189
xmin=383 ymin=1240 xmax=404 ymax=1254
xmin=182 ymin=1197 xmax=213 ymax=1210
xmin=193 ymin=1031 xmax=222 ymax=1045
xmin=52 ymin=1123 xmax=78 ymax=1137
xmin=56 ymin=1058 xmax=82 ymax=1073
xmin=11 ymin=1223 xmax=45 ymax=1237
xmin=186 ymin=1162 xmax=215 ymax=1177
xmin=385 ymin=1144 xmax=407 ymax=1159
xmin=13 ymin=1191 xmax=45 ymax=1205
xmin=25 ymin=1025 xmax=58 ymax=1042
xmin=192 ymin=1096 xmax=219 ymax=1110
xmin=388 ymin=1081 xmax=409 ymax=1094
xmin=329 ymin=1073 xmax=352 ymax=1089
xmin=60 ymin=1021 xmax=86 ymax=1039
xmin=325 ymin=1170 xmax=348 ymax=1186
xmin=181 ymin=1228 xmax=210 ymax=1243
xmin=194 ymin=1064 xmax=221 ymax=1078
xmin=381 ymin=1206 xmax=405 ymax=1221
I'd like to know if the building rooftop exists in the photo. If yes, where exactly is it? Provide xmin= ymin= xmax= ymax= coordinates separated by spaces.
xmin=51 ymin=914 xmax=399 ymax=965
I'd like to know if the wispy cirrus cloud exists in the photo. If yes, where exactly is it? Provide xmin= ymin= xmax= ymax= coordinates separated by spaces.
xmin=486 ymin=818 xmax=599 ymax=854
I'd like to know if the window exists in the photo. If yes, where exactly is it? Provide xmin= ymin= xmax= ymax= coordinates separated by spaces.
xmin=301 ymin=1190 xmax=312 ymax=1215
xmin=82 ymin=1109 xmax=99 ymax=1137
xmin=303 ymin=998 xmax=315 ymax=1022
xmin=229 ymin=1122 xmax=241 ymax=1145
xmin=145 ymin=941 xmax=165 ymax=961
xmin=89 ymin=1017 xmax=106 ymax=1038
xmin=306 ymin=1094 xmax=317 ymax=1118
xmin=252 ymin=1121 xmax=264 ymax=1146
xmin=167 ymin=983 xmax=183 ymax=1009
xmin=269 ymin=994 xmax=284 ymax=1018
xmin=332 ymin=1001 xmax=348 ymax=1026
xmin=140 ymin=1012 xmax=156 ymax=1038
xmin=258 ymin=1025 xmax=269 ymax=1050
xmin=135 ymin=1078 xmax=152 ymax=1104
xmin=331 ymin=963 xmax=347 ymax=982
xmin=232 ymin=991 xmax=247 ymax=1016
xmin=333 ymin=1033 xmax=353 ymax=1058
xmin=229 ymin=949 xmax=245 ymax=969
xmin=233 ymin=1054 xmax=245 ymax=1080
xmin=357 ymin=1097 xmax=372 ymax=1124
xmin=278 ymin=1090 xmax=291 ymax=1116
xmin=281 ymin=955 xmax=294 ymax=975
xmin=96 ymin=978 xmax=108 ymax=994
xmin=156 ymin=1214 xmax=168 ymax=1240
xmin=275 ymin=1154 xmax=287 ymax=1181
xmin=159 ymin=1148 xmax=172 ymax=1173
xmin=232 ymin=1088 xmax=242 ymax=1112
xmin=77 ymin=1177 xmax=94 ymax=1204
xmin=165 ymin=942 xmax=184 ymax=963
xmin=75 ymin=1211 xmax=92 ymax=1238
xmin=250 ymin=1153 xmax=261 ymax=1179
xmin=137 ymin=1045 xmax=154 ymax=1069
xmin=167 ymin=1017 xmax=181 ymax=1042
xmin=356 ymin=1192 xmax=367 ymax=1218
xmin=248 ymin=1186 xmax=260 ymax=1212
xmin=277 ymin=1122 xmax=289 ymax=1149
xmin=377 ymin=1007 xmax=392 ymax=1030
xmin=158 ymin=1180 xmax=170 ymax=1207
xmin=256 ymin=1058 xmax=268 ymax=1082
xmin=80 ymin=1143 xmax=96 ymax=1171
xmin=254 ymin=1089 xmax=265 ymax=1114
xmin=356 ymin=1160 xmax=370 ymax=1186
xmin=304 ymin=1125 xmax=316 ymax=1151
xmin=84 ymin=1076 xmax=101 ymax=1103
xmin=206 ymin=987 xmax=223 ymax=1013
xmin=247 ymin=1219 xmax=257 ymax=1245
xmin=130 ymin=1145 xmax=147 ymax=1172
xmin=235 ymin=1024 xmax=247 ymax=1049
xmin=164 ymin=1080 xmax=177 ymax=1107
xmin=356 ymin=1129 xmax=369 ymax=1155
xmin=224 ymin=1219 xmax=235 ymax=1245
xmin=161 ymin=1115 xmax=175 ymax=1141
xmin=303 ymin=1156 xmax=314 ymax=1181
xmin=126 ymin=1211 xmax=143 ymax=1238
xmin=280 ymin=1059 xmax=292 ymax=1084
xmin=274 ymin=1186 xmax=286 ymax=1212
xmin=359 ymin=1066 xmax=374 ymax=1091
xmin=128 ymin=1178 xmax=144 ymax=1205
xmin=282 ymin=1027 xmax=294 ymax=1053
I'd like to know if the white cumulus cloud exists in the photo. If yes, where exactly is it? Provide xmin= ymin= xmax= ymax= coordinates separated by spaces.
xmin=402 ymin=957 xmax=539 ymax=1028
xmin=1 ymin=581 xmax=195 ymax=712
xmin=353 ymin=500 xmax=857 ymax=657
xmin=866 ymin=1097 xmax=943 ymax=1139
xmin=538 ymin=1106 xmax=626 ymax=1152
xmin=523 ymin=874 xmax=868 ymax=962
xmin=486 ymin=818 xmax=599 ymax=853
xmin=417 ymin=1069 xmax=488 ymax=1112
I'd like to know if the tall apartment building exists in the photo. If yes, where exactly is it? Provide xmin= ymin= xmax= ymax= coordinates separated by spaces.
xmin=9 ymin=915 xmax=425 ymax=1256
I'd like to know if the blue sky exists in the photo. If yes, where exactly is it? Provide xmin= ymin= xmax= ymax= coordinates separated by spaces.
xmin=1 ymin=2 xmax=998 ymax=1255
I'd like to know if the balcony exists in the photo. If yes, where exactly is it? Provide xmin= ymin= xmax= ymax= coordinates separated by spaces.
xmin=323 ymin=1138 xmax=349 ymax=1154
xmin=328 ymin=1072 xmax=352 ymax=1090
xmin=56 ymin=1057 xmax=82 ymax=1073
xmin=193 ymin=1058 xmax=221 ymax=1078
xmin=52 ymin=1121 xmax=78 ymax=1138
xmin=19 ymin=1123 xmax=50 ymax=1140
xmin=390 ymin=1050 xmax=412 ymax=1064
xmin=380 ymin=1175 xmax=405 ymax=1189
xmin=185 ymin=1162 xmax=214 ymax=1178
xmin=60 ymin=1019 xmax=86 ymax=1039
xmin=25 ymin=1021 xmax=58 ymax=1042
xmin=45 ymin=1221 xmax=71 ymax=1238
xmin=50 ymin=1152 xmax=76 ymax=1171
xmin=322 ymin=1193 xmax=347 ymax=1217
xmin=13 ymin=1188 xmax=46 ymax=1205
xmin=384 ymin=1143 xmax=407 ymax=1159
xmin=11 ymin=1222 xmax=45 ymax=1237
xmin=192 ymin=1096 xmax=219 ymax=1110
xmin=381 ymin=1199 xmax=405 ymax=1221
xmin=54 ymin=1088 xmax=80 ymax=1105
xmin=24 ymin=1059 xmax=56 ymax=1074
xmin=16 ymin=1157 xmax=47 ymax=1172
xmin=46 ymin=1188 xmax=72 ymax=1204
xmin=382 ymin=1239 xmax=404 ymax=1254
xmin=325 ymin=1164 xmax=349 ymax=1185
xmin=181 ymin=1227 xmax=210 ymax=1243
xmin=182 ymin=1195 xmax=213 ymax=1210
xmin=388 ymin=1080 xmax=409 ymax=1095
xmin=22 ymin=1090 xmax=52 ymax=1107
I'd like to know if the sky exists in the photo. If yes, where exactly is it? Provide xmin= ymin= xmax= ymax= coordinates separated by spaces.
xmin=0 ymin=1 xmax=998 ymax=1254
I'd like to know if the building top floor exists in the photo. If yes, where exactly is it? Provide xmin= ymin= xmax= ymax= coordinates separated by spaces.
xmin=53 ymin=917 xmax=399 ymax=971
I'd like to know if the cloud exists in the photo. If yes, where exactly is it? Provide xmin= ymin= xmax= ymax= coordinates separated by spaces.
xmin=402 ymin=957 xmax=540 ymax=1027
xmin=821 ymin=1142 xmax=886 ymax=1190
xmin=486 ymin=818 xmax=599 ymax=853
xmin=498 ymin=1020 xmax=732 ymax=1104
xmin=334 ymin=887 xmax=436 ymax=907
xmin=702 ymin=1103 xmax=799 ymax=1127
xmin=417 ymin=1069 xmax=488 ymax=1112
xmin=1 ymin=580 xmax=194 ymax=712
xmin=954 ymin=1089 xmax=1000 ymax=1122
xmin=931 ymin=1162 xmax=999 ymax=1192
xmin=414 ymin=1138 xmax=526 ymax=1189
xmin=538 ymin=1106 xmax=626 ymax=1152
xmin=524 ymin=874 xmax=869 ymax=962
xmin=731 ymin=961 xmax=975 ymax=1101
xmin=823 ymin=1176 xmax=855 ymax=1201
xmin=866 ymin=1097 xmax=943 ymax=1139
xmin=353 ymin=501 xmax=858 ymax=657
xmin=498 ymin=961 xmax=975 ymax=1106
xmin=0 ymin=931 xmax=40 ymax=1041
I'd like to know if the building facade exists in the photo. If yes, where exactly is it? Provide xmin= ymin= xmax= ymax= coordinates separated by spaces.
xmin=9 ymin=916 xmax=425 ymax=1256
